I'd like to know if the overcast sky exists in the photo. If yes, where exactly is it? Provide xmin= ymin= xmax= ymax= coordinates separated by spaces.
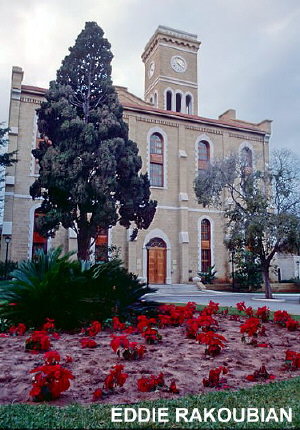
xmin=0 ymin=0 xmax=299 ymax=156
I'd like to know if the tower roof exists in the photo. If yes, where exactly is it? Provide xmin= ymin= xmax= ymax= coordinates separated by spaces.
xmin=142 ymin=25 xmax=200 ymax=62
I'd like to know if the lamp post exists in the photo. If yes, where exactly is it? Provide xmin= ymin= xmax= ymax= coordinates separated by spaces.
xmin=4 ymin=236 xmax=11 ymax=280
xmin=145 ymin=242 xmax=151 ymax=289
xmin=231 ymin=250 xmax=235 ymax=291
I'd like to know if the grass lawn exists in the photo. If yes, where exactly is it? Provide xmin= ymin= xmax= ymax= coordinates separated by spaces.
xmin=0 ymin=377 xmax=299 ymax=429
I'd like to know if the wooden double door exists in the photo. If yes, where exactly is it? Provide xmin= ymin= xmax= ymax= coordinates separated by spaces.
xmin=147 ymin=238 xmax=167 ymax=284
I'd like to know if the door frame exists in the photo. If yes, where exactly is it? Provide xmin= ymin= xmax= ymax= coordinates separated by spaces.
xmin=143 ymin=228 xmax=172 ymax=284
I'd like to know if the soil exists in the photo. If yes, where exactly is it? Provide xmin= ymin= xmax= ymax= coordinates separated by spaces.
xmin=0 ymin=313 xmax=299 ymax=406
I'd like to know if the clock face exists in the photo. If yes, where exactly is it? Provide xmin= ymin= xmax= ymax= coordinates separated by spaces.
xmin=148 ymin=61 xmax=155 ymax=78
xmin=171 ymin=56 xmax=187 ymax=73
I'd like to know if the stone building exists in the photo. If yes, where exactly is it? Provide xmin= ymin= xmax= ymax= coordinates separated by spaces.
xmin=1 ymin=25 xmax=271 ymax=284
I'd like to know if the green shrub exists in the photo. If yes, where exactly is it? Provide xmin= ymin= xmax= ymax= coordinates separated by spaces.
xmin=198 ymin=265 xmax=217 ymax=284
xmin=234 ymin=249 xmax=263 ymax=291
xmin=0 ymin=248 xmax=152 ymax=330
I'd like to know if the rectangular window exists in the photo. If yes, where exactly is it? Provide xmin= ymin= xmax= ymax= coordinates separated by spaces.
xmin=201 ymin=249 xmax=211 ymax=272
xmin=150 ymin=163 xmax=163 ymax=187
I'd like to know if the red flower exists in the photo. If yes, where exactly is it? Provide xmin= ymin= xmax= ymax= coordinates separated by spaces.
xmin=44 ymin=350 xmax=60 ymax=365
xmin=25 ymin=331 xmax=51 ymax=352
xmin=64 ymin=355 xmax=73 ymax=363
xmin=285 ymin=319 xmax=299 ymax=331
xmin=285 ymin=350 xmax=300 ymax=369
xmin=29 ymin=364 xmax=74 ymax=401
xmin=80 ymin=338 xmax=98 ymax=348
xmin=92 ymin=388 xmax=103 ymax=401
xmin=274 ymin=310 xmax=290 ymax=326
xmin=203 ymin=366 xmax=228 ymax=388
xmin=246 ymin=365 xmax=275 ymax=382
xmin=86 ymin=320 xmax=102 ymax=337
xmin=255 ymin=306 xmax=270 ymax=322
xmin=110 ymin=335 xmax=129 ymax=353
xmin=112 ymin=317 xmax=126 ymax=331
xmin=142 ymin=327 xmax=162 ymax=344
xmin=240 ymin=317 xmax=261 ymax=338
xmin=104 ymin=365 xmax=128 ymax=390
xmin=137 ymin=373 xmax=165 ymax=392
xmin=42 ymin=318 xmax=55 ymax=331
xmin=169 ymin=380 xmax=179 ymax=394
xmin=9 ymin=323 xmax=26 ymax=336
xmin=196 ymin=331 xmax=227 ymax=356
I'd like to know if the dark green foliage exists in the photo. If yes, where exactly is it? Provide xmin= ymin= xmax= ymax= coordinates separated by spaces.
xmin=30 ymin=22 xmax=156 ymax=260
xmin=88 ymin=260 xmax=154 ymax=321
xmin=0 ymin=124 xmax=17 ymax=168
xmin=0 ymin=260 xmax=18 ymax=280
xmin=198 ymin=264 xmax=217 ymax=284
xmin=0 ymin=248 xmax=151 ymax=330
xmin=234 ymin=250 xmax=262 ymax=291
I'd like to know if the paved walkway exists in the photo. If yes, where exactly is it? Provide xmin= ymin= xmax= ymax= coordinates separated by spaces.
xmin=143 ymin=284 xmax=300 ymax=315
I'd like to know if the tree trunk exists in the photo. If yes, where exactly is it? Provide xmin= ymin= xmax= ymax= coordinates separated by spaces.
xmin=262 ymin=266 xmax=273 ymax=299
xmin=77 ymin=227 xmax=91 ymax=261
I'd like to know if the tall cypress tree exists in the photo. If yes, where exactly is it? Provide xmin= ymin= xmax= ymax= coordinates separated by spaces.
xmin=30 ymin=22 xmax=157 ymax=260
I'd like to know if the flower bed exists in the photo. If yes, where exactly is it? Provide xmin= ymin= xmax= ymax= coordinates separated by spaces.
xmin=0 ymin=303 xmax=299 ymax=405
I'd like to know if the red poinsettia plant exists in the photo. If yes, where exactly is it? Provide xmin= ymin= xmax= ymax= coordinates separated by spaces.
xmin=203 ymin=366 xmax=228 ymax=388
xmin=284 ymin=350 xmax=300 ymax=370
xmin=104 ymin=364 xmax=128 ymax=390
xmin=30 ymin=364 xmax=74 ymax=401
xmin=9 ymin=323 xmax=26 ymax=336
xmin=85 ymin=320 xmax=102 ymax=337
xmin=142 ymin=327 xmax=162 ymax=344
xmin=25 ymin=331 xmax=51 ymax=352
xmin=44 ymin=350 xmax=60 ymax=365
xmin=236 ymin=302 xmax=254 ymax=317
xmin=240 ymin=317 xmax=265 ymax=344
xmin=110 ymin=335 xmax=146 ymax=360
xmin=42 ymin=318 xmax=55 ymax=331
xmin=246 ymin=365 xmax=275 ymax=382
xmin=185 ymin=315 xmax=218 ymax=338
xmin=273 ymin=310 xmax=291 ymax=326
xmin=80 ymin=338 xmax=98 ymax=348
xmin=137 ymin=373 xmax=165 ymax=392
xmin=196 ymin=331 xmax=227 ymax=356
xmin=285 ymin=319 xmax=299 ymax=332
xmin=201 ymin=301 xmax=219 ymax=316
xmin=255 ymin=306 xmax=270 ymax=322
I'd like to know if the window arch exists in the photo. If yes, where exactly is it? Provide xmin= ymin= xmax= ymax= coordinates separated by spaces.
xmin=175 ymin=92 xmax=182 ymax=112
xmin=241 ymin=146 xmax=253 ymax=174
xmin=186 ymin=94 xmax=192 ymax=114
xmin=166 ymin=90 xmax=172 ymax=111
xmin=32 ymin=208 xmax=47 ymax=258
xmin=200 ymin=219 xmax=211 ymax=272
xmin=150 ymin=133 xmax=164 ymax=187
xmin=95 ymin=228 xmax=108 ymax=262
xmin=198 ymin=140 xmax=210 ymax=171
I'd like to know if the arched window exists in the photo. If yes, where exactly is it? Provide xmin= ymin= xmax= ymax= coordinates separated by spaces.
xmin=201 ymin=219 xmax=211 ymax=272
xmin=241 ymin=147 xmax=253 ymax=175
xmin=95 ymin=228 xmax=108 ymax=262
xmin=149 ymin=96 xmax=154 ymax=104
xmin=198 ymin=140 xmax=210 ymax=171
xmin=176 ymin=93 xmax=182 ymax=112
xmin=166 ymin=91 xmax=172 ymax=111
xmin=150 ymin=133 xmax=164 ymax=187
xmin=32 ymin=208 xmax=47 ymax=258
xmin=186 ymin=94 xmax=192 ymax=114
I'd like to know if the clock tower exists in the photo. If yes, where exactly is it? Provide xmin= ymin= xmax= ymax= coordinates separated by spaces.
xmin=142 ymin=26 xmax=201 ymax=115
